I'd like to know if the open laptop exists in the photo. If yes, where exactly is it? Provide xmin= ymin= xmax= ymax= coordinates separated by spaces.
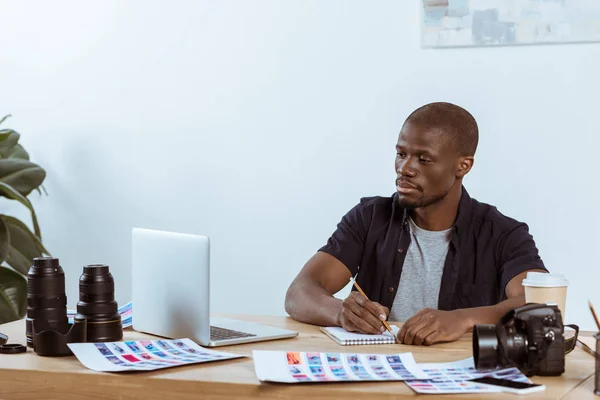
xmin=131 ymin=228 xmax=298 ymax=347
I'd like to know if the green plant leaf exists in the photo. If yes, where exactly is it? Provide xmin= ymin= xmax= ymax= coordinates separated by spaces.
xmin=0 ymin=114 xmax=10 ymax=126
xmin=0 ymin=130 xmax=12 ymax=142
xmin=3 ymin=214 xmax=48 ymax=252
xmin=0 ymin=129 xmax=20 ymax=157
xmin=0 ymin=215 xmax=10 ymax=265
xmin=0 ymin=158 xmax=46 ymax=197
xmin=0 ymin=181 xmax=41 ymax=238
xmin=7 ymin=144 xmax=29 ymax=160
xmin=2 ymin=215 xmax=49 ymax=254
xmin=0 ymin=265 xmax=27 ymax=324
xmin=1 ymin=215 xmax=47 ymax=275
xmin=34 ymin=184 xmax=48 ymax=196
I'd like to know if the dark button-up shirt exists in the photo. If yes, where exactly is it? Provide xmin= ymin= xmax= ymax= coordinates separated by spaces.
xmin=319 ymin=187 xmax=546 ymax=312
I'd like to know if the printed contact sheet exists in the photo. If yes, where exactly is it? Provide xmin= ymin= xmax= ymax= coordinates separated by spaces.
xmin=68 ymin=338 xmax=243 ymax=372
xmin=405 ymin=357 xmax=532 ymax=394
xmin=253 ymin=350 xmax=429 ymax=383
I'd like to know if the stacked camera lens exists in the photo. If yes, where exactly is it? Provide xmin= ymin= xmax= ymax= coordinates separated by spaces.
xmin=75 ymin=264 xmax=123 ymax=342
xmin=26 ymin=257 xmax=69 ymax=347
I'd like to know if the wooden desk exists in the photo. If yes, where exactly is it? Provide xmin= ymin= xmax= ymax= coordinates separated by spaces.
xmin=0 ymin=315 xmax=596 ymax=399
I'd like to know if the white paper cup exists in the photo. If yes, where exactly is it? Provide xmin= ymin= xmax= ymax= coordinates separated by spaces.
xmin=522 ymin=272 xmax=568 ymax=320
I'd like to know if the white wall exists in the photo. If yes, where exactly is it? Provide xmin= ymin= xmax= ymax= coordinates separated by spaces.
xmin=1 ymin=0 xmax=599 ymax=329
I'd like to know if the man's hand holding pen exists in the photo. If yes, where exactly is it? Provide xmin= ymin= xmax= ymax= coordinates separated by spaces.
xmin=336 ymin=291 xmax=391 ymax=335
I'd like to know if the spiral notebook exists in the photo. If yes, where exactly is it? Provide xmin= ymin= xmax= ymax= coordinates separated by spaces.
xmin=320 ymin=325 xmax=400 ymax=345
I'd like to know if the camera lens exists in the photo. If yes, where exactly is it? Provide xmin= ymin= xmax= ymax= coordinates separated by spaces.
xmin=473 ymin=324 xmax=499 ymax=369
xmin=25 ymin=257 xmax=69 ymax=347
xmin=75 ymin=264 xmax=122 ymax=342
xmin=502 ymin=329 xmax=528 ymax=367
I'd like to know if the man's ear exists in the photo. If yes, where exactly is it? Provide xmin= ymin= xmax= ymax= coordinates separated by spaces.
xmin=456 ymin=156 xmax=474 ymax=178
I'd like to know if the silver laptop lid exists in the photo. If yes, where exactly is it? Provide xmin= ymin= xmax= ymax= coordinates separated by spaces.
xmin=132 ymin=228 xmax=210 ymax=345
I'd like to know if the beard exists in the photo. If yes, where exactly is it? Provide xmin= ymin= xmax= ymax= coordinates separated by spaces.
xmin=395 ymin=188 xmax=451 ymax=209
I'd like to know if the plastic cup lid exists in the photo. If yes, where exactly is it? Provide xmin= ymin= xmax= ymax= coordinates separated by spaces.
xmin=522 ymin=272 xmax=568 ymax=287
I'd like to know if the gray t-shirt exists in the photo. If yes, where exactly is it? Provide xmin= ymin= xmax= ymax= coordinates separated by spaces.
xmin=388 ymin=217 xmax=452 ymax=322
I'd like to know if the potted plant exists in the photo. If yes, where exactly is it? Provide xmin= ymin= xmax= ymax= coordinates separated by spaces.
xmin=0 ymin=114 xmax=50 ymax=324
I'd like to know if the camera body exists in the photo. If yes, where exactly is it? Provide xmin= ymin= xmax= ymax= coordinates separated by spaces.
xmin=474 ymin=303 xmax=569 ymax=376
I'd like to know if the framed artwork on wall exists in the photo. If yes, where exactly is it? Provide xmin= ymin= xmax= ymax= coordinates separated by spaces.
xmin=422 ymin=0 xmax=600 ymax=47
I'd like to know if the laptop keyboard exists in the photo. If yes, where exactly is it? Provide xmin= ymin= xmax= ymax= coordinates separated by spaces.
xmin=210 ymin=325 xmax=257 ymax=341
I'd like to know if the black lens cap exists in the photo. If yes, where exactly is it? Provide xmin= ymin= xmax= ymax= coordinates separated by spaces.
xmin=0 ymin=344 xmax=27 ymax=354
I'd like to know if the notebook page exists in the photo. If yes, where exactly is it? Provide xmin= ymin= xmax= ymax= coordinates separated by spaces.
xmin=323 ymin=326 xmax=400 ymax=344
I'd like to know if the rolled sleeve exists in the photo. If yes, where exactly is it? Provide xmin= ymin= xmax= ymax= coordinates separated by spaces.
xmin=318 ymin=201 xmax=368 ymax=276
xmin=498 ymin=223 xmax=547 ymax=296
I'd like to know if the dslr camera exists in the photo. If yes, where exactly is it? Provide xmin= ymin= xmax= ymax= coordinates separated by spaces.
xmin=473 ymin=303 xmax=578 ymax=376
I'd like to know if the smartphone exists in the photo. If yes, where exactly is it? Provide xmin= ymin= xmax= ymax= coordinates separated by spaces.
xmin=468 ymin=377 xmax=545 ymax=394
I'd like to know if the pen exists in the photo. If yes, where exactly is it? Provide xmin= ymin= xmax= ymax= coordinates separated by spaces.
xmin=588 ymin=300 xmax=600 ymax=331
xmin=350 ymin=277 xmax=397 ymax=343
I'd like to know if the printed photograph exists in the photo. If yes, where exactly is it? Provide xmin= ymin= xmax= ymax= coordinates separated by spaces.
xmin=286 ymin=352 xmax=302 ymax=365
xmin=181 ymin=346 xmax=199 ymax=354
xmin=346 ymin=355 xmax=360 ymax=365
xmin=289 ymin=366 xmax=302 ymax=374
xmin=94 ymin=343 xmax=112 ymax=356
xmin=390 ymin=364 xmax=409 ymax=372
xmin=309 ymin=366 xmax=324 ymax=374
xmin=172 ymin=340 xmax=201 ymax=355
xmin=141 ymin=340 xmax=157 ymax=351
xmin=386 ymin=355 xmax=401 ymax=364
xmin=326 ymin=353 xmax=340 ymax=364
xmin=157 ymin=340 xmax=173 ymax=350
xmin=371 ymin=366 xmax=393 ymax=379
xmin=292 ymin=374 xmax=311 ymax=382
xmin=409 ymin=383 xmax=438 ymax=391
xmin=330 ymin=366 xmax=347 ymax=376
xmin=122 ymin=354 xmax=141 ymax=362
xmin=105 ymin=355 xmax=125 ymax=365
xmin=306 ymin=353 xmax=322 ymax=365
xmin=125 ymin=341 xmax=142 ymax=353
xmin=110 ymin=343 xmax=125 ymax=354
xmin=165 ymin=349 xmax=184 ymax=356
xmin=349 ymin=365 xmax=371 ymax=380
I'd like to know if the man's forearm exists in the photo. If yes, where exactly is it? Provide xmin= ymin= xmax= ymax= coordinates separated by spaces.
xmin=285 ymin=279 xmax=343 ymax=327
xmin=458 ymin=295 xmax=526 ymax=330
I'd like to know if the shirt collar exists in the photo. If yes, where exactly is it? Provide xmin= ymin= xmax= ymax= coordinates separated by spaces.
xmin=395 ymin=185 xmax=472 ymax=233
xmin=453 ymin=186 xmax=472 ymax=234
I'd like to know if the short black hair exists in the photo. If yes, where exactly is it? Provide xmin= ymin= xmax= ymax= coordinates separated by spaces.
xmin=405 ymin=102 xmax=479 ymax=156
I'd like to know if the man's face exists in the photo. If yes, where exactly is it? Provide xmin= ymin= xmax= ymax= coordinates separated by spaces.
xmin=394 ymin=121 xmax=460 ymax=209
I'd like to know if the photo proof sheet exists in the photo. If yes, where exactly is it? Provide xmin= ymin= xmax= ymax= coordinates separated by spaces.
xmin=68 ymin=338 xmax=243 ymax=372
xmin=253 ymin=350 xmax=429 ymax=383
xmin=405 ymin=357 xmax=533 ymax=394
xmin=253 ymin=351 xmax=533 ymax=395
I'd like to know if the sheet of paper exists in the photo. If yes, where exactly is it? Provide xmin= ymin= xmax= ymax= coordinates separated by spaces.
xmin=406 ymin=357 xmax=532 ymax=394
xmin=253 ymin=350 xmax=428 ymax=383
xmin=68 ymin=338 xmax=243 ymax=372
xmin=322 ymin=325 xmax=400 ymax=345
xmin=67 ymin=301 xmax=132 ymax=328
